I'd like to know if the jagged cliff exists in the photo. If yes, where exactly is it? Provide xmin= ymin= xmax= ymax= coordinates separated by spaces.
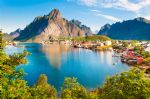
xmin=15 ymin=9 xmax=93 ymax=42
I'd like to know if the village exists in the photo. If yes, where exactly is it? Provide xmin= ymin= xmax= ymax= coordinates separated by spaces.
xmin=73 ymin=40 xmax=112 ymax=51
xmin=112 ymin=40 xmax=150 ymax=75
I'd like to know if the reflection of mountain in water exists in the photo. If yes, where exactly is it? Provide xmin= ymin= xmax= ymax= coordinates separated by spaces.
xmin=41 ymin=44 xmax=70 ymax=68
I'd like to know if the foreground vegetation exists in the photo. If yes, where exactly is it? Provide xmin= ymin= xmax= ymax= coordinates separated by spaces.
xmin=0 ymin=31 xmax=150 ymax=98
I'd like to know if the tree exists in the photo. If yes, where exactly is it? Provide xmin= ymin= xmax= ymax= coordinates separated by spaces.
xmin=122 ymin=41 xmax=128 ymax=48
xmin=134 ymin=45 xmax=143 ymax=52
xmin=131 ymin=40 xmax=138 ymax=47
xmin=0 ymin=30 xmax=5 ymax=50
xmin=30 ymin=74 xmax=57 ymax=99
xmin=87 ymin=89 xmax=99 ymax=99
xmin=61 ymin=77 xmax=88 ymax=99
xmin=141 ymin=51 xmax=150 ymax=58
xmin=99 ymin=68 xmax=150 ymax=99
xmin=0 ymin=31 xmax=57 ymax=98
xmin=0 ymin=31 xmax=31 ymax=98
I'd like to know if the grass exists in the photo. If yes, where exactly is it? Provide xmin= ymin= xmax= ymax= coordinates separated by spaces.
xmin=72 ymin=35 xmax=111 ymax=42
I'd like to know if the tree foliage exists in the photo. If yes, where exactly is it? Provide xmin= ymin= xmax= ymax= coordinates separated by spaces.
xmin=99 ymin=68 xmax=150 ymax=99
xmin=30 ymin=74 xmax=57 ymax=99
xmin=0 ymin=31 xmax=57 ymax=98
xmin=0 ymin=31 xmax=5 ymax=50
xmin=0 ymin=31 xmax=31 ymax=98
xmin=61 ymin=77 xmax=88 ymax=99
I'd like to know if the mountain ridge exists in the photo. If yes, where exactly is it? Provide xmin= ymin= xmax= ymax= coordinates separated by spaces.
xmin=14 ymin=9 xmax=93 ymax=42
xmin=98 ymin=17 xmax=150 ymax=40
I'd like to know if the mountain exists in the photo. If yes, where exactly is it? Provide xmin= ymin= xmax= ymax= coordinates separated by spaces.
xmin=98 ymin=17 xmax=150 ymax=40
xmin=14 ymin=9 xmax=93 ymax=42
xmin=3 ymin=33 xmax=13 ymax=41
xmin=70 ymin=20 xmax=93 ymax=36
xmin=10 ymin=29 xmax=21 ymax=39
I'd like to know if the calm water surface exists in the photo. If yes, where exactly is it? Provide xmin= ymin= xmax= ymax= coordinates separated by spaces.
xmin=5 ymin=43 xmax=130 ymax=91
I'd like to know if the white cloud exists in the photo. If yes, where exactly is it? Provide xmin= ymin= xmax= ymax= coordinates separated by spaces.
xmin=67 ymin=0 xmax=97 ymax=6
xmin=90 ymin=9 xmax=101 ymax=13
xmin=102 ymin=0 xmax=140 ymax=12
xmin=68 ymin=0 xmax=150 ymax=13
xmin=96 ymin=13 xmax=121 ymax=22
xmin=140 ymin=14 xmax=150 ymax=20
xmin=90 ymin=8 xmax=121 ymax=22
xmin=102 ymin=0 xmax=150 ymax=13
xmin=77 ymin=0 xmax=97 ymax=6
xmin=67 ymin=0 xmax=150 ymax=21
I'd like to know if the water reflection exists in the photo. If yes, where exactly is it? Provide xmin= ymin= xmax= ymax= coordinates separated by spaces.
xmin=41 ymin=44 xmax=71 ymax=68
xmin=105 ymin=51 xmax=113 ymax=65
xmin=95 ymin=51 xmax=113 ymax=65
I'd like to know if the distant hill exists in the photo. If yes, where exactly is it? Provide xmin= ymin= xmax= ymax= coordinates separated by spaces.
xmin=14 ymin=9 xmax=93 ymax=42
xmin=98 ymin=17 xmax=150 ymax=40
xmin=10 ymin=29 xmax=21 ymax=38
xmin=3 ymin=33 xmax=13 ymax=41
xmin=72 ymin=35 xmax=111 ymax=42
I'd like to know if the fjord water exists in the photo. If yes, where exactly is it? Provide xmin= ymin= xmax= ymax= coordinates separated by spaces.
xmin=5 ymin=43 xmax=130 ymax=91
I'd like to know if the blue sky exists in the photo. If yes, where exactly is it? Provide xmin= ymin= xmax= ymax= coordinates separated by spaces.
xmin=1 ymin=0 xmax=150 ymax=33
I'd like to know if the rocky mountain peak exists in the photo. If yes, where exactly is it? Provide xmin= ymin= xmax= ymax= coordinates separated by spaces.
xmin=70 ymin=20 xmax=82 ymax=27
xmin=134 ymin=17 xmax=150 ymax=23
xmin=10 ymin=28 xmax=21 ymax=39
xmin=14 ymin=9 xmax=93 ymax=42
xmin=101 ymin=24 xmax=111 ymax=30
xmin=135 ymin=17 xmax=145 ymax=21
xmin=48 ymin=9 xmax=62 ymax=20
